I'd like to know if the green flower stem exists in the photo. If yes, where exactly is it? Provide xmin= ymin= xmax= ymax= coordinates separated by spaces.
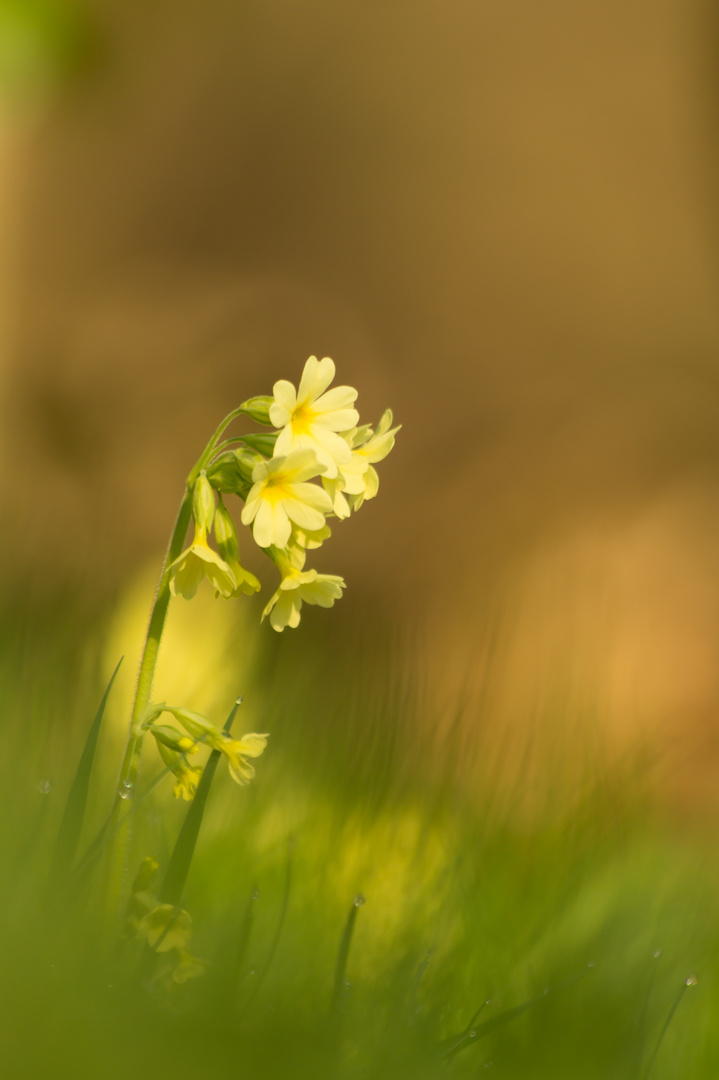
xmin=104 ymin=407 xmax=244 ymax=923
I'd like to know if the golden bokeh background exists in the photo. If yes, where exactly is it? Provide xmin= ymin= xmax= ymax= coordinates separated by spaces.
xmin=3 ymin=0 xmax=719 ymax=813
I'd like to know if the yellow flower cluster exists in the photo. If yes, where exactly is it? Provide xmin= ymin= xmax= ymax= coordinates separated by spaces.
xmin=137 ymin=704 xmax=269 ymax=800
xmin=167 ymin=355 xmax=399 ymax=632
xmin=127 ymin=858 xmax=205 ymax=987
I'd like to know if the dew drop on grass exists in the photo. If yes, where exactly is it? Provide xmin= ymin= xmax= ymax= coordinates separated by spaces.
xmin=469 ymin=1031 xmax=476 ymax=1038
xmin=36 ymin=780 xmax=51 ymax=794
xmin=353 ymin=893 xmax=365 ymax=907
xmin=251 ymin=887 xmax=261 ymax=901
xmin=686 ymin=974 xmax=698 ymax=986
xmin=235 ymin=696 xmax=244 ymax=706
xmin=653 ymin=949 xmax=663 ymax=959
xmin=118 ymin=781 xmax=133 ymax=800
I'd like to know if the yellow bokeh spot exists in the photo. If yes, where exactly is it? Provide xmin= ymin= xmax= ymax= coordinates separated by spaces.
xmin=101 ymin=562 xmax=260 ymax=746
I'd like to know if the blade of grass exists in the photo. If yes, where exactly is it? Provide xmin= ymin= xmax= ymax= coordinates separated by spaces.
xmin=212 ymin=882 xmax=261 ymax=1013
xmin=49 ymin=657 xmax=123 ymax=883
xmin=242 ymin=837 xmax=294 ymax=1017
xmin=642 ymin=975 xmax=697 ymax=1080
xmin=135 ymin=697 xmax=243 ymax=986
xmin=330 ymin=892 xmax=365 ymax=1016
xmin=158 ymin=696 xmax=243 ymax=906
xmin=440 ymin=964 xmax=595 ymax=1061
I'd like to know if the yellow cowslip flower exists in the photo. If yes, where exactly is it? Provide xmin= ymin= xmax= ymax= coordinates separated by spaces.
xmin=290 ymin=522 xmax=332 ymax=550
xmin=167 ymin=474 xmax=237 ymax=599
xmin=240 ymin=449 xmax=332 ymax=549
xmin=136 ymin=903 xmax=193 ymax=952
xmin=351 ymin=409 xmax=400 ymax=508
xmin=262 ymin=567 xmax=346 ymax=632
xmin=216 ymin=732 xmax=269 ymax=784
xmin=319 ymin=410 xmax=399 ymax=517
xmin=269 ymin=356 xmax=359 ymax=479
xmin=167 ymin=532 xmax=237 ymax=599
xmin=172 ymin=763 xmax=202 ymax=801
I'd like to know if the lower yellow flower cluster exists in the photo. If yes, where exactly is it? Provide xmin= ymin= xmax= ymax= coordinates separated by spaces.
xmin=137 ymin=704 xmax=269 ymax=800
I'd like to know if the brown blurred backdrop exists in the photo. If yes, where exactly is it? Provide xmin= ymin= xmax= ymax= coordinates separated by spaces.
xmin=3 ymin=0 xmax=719 ymax=808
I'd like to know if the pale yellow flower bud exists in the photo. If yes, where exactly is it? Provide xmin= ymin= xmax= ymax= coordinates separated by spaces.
xmin=192 ymin=472 xmax=216 ymax=535
xmin=238 ymin=395 xmax=274 ymax=424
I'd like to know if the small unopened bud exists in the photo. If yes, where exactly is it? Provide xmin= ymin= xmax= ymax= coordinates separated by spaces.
xmin=238 ymin=396 xmax=274 ymax=425
xmin=206 ymin=453 xmax=251 ymax=498
xmin=149 ymin=723 xmax=198 ymax=755
xmin=214 ymin=498 xmax=240 ymax=563
xmin=131 ymin=856 xmax=159 ymax=895
xmin=240 ymin=432 xmax=278 ymax=456
xmin=165 ymin=706 xmax=218 ymax=741
xmin=192 ymin=473 xmax=216 ymax=534
xmin=234 ymin=446 xmax=264 ymax=483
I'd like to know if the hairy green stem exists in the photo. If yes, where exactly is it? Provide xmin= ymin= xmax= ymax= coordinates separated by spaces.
xmin=104 ymin=408 xmax=243 ymax=923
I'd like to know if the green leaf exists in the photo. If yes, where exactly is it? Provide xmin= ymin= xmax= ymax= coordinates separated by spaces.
xmin=50 ymin=656 xmax=123 ymax=881
xmin=159 ymin=697 xmax=242 ymax=906
xmin=330 ymin=892 xmax=365 ymax=1016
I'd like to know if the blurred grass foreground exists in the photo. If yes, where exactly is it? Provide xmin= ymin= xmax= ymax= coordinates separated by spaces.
xmin=2 ymin=552 xmax=719 ymax=1080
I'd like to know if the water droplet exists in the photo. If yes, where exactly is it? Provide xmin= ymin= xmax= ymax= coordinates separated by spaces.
xmin=485 ymin=998 xmax=492 ymax=1005
xmin=542 ymin=986 xmax=549 ymax=996
xmin=249 ymin=969 xmax=255 ymax=976
xmin=686 ymin=974 xmax=698 ymax=987
xmin=344 ymin=979 xmax=351 ymax=989
xmin=587 ymin=962 xmax=595 ymax=969
xmin=235 ymin=696 xmax=244 ymax=706
xmin=653 ymin=949 xmax=663 ymax=959
xmin=353 ymin=893 xmax=365 ymax=907
xmin=251 ymin=887 xmax=261 ymax=901
xmin=118 ymin=781 xmax=133 ymax=800
xmin=469 ymin=1030 xmax=476 ymax=1038
xmin=36 ymin=780 xmax=51 ymax=794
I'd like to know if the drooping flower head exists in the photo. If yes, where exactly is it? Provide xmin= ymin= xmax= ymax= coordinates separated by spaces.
xmin=262 ymin=566 xmax=346 ymax=632
xmin=269 ymin=356 xmax=360 ymax=478
xmin=163 ymin=707 xmax=269 ymax=788
xmin=241 ymin=449 xmax=333 ymax=549
xmin=345 ymin=409 xmax=401 ymax=511
xmin=168 ymin=473 xmax=237 ymax=599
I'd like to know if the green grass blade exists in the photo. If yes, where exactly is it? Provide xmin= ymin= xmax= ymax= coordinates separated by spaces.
xmin=242 ymin=839 xmax=294 ymax=1016
xmin=642 ymin=975 xmax=697 ymax=1079
xmin=330 ymin=892 xmax=365 ymax=1016
xmin=212 ymin=882 xmax=261 ymax=1013
xmin=159 ymin=696 xmax=242 ymax=906
xmin=49 ymin=656 xmax=123 ymax=882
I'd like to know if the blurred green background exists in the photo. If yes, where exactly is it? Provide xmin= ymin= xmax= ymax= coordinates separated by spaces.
xmin=3 ymin=1 xmax=719 ymax=1076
